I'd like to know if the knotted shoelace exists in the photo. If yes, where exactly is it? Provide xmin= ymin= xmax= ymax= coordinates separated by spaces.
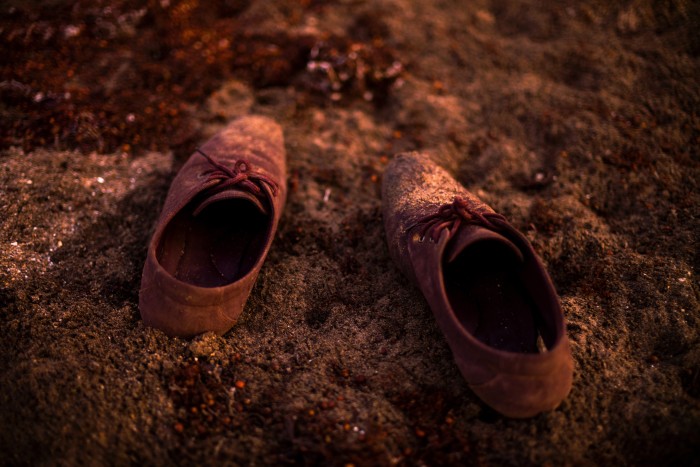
xmin=195 ymin=147 xmax=279 ymax=203
xmin=407 ymin=196 xmax=509 ymax=242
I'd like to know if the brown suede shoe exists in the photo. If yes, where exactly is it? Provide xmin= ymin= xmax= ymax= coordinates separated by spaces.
xmin=382 ymin=152 xmax=573 ymax=418
xmin=139 ymin=116 xmax=286 ymax=337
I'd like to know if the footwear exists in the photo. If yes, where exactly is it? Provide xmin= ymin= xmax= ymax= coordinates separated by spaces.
xmin=139 ymin=116 xmax=286 ymax=337
xmin=381 ymin=152 xmax=573 ymax=418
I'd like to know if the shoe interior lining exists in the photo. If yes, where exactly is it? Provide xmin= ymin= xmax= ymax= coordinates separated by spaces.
xmin=443 ymin=239 xmax=546 ymax=354
xmin=156 ymin=198 xmax=269 ymax=287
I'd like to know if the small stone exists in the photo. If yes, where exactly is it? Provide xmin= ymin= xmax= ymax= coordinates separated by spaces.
xmin=475 ymin=9 xmax=495 ymax=25
xmin=188 ymin=332 xmax=220 ymax=357
xmin=206 ymin=80 xmax=254 ymax=120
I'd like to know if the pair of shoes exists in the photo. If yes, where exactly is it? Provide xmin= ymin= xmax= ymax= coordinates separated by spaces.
xmin=138 ymin=116 xmax=573 ymax=417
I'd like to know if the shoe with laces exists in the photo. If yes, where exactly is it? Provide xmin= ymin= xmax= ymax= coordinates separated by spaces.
xmin=139 ymin=116 xmax=286 ymax=337
xmin=382 ymin=152 xmax=573 ymax=418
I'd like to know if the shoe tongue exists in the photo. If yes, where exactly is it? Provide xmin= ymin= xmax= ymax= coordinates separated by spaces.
xmin=445 ymin=224 xmax=524 ymax=264
xmin=193 ymin=189 xmax=268 ymax=217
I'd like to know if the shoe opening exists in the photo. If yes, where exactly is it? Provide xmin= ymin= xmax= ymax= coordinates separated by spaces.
xmin=156 ymin=197 xmax=270 ymax=287
xmin=443 ymin=239 xmax=553 ymax=354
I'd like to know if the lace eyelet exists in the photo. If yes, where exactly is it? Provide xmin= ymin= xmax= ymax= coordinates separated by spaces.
xmin=194 ymin=149 xmax=279 ymax=200
xmin=405 ymin=196 xmax=510 ymax=244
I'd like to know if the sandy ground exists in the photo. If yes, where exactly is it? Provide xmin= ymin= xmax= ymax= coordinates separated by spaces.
xmin=1 ymin=0 xmax=699 ymax=464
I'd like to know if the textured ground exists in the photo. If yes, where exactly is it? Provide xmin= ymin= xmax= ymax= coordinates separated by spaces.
xmin=1 ymin=0 xmax=699 ymax=465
